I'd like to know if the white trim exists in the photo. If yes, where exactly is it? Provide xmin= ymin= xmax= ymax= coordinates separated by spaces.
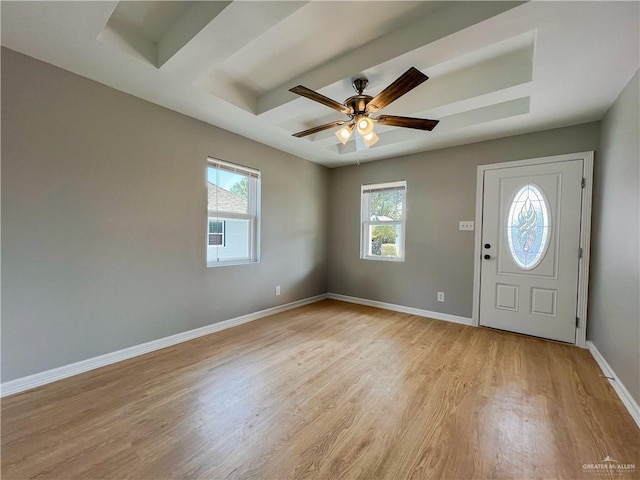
xmin=361 ymin=180 xmax=406 ymax=193
xmin=576 ymin=153 xmax=594 ymax=347
xmin=472 ymin=151 xmax=594 ymax=347
xmin=0 ymin=294 xmax=328 ymax=398
xmin=472 ymin=163 xmax=485 ymax=328
xmin=587 ymin=341 xmax=640 ymax=429
xmin=327 ymin=293 xmax=473 ymax=326
xmin=361 ymin=254 xmax=405 ymax=263
xmin=207 ymin=157 xmax=260 ymax=178
xmin=474 ymin=151 xmax=594 ymax=171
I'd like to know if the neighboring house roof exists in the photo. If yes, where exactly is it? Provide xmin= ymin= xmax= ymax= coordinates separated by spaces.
xmin=207 ymin=182 xmax=247 ymax=214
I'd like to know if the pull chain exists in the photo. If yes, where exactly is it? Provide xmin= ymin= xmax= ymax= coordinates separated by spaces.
xmin=357 ymin=147 xmax=368 ymax=166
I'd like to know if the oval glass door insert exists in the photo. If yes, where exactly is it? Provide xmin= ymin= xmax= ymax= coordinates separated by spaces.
xmin=507 ymin=183 xmax=551 ymax=270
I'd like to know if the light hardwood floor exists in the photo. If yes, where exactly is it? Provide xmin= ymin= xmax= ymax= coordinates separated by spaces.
xmin=2 ymin=300 xmax=638 ymax=479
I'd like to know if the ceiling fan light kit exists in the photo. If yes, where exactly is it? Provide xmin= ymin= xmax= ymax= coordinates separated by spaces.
xmin=356 ymin=116 xmax=374 ymax=136
xmin=363 ymin=131 xmax=379 ymax=147
xmin=335 ymin=124 xmax=355 ymax=144
xmin=289 ymin=67 xmax=439 ymax=149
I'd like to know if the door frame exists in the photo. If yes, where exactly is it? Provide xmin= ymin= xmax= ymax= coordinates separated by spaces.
xmin=471 ymin=151 xmax=594 ymax=347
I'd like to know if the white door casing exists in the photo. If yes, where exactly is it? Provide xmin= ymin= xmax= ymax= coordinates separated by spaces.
xmin=472 ymin=152 xmax=594 ymax=346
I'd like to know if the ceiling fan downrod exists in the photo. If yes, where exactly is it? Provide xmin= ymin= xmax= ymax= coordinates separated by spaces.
xmin=352 ymin=78 xmax=368 ymax=95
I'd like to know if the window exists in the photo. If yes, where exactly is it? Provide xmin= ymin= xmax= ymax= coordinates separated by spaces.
xmin=207 ymin=158 xmax=260 ymax=266
xmin=361 ymin=180 xmax=407 ymax=261
xmin=507 ymin=183 xmax=551 ymax=270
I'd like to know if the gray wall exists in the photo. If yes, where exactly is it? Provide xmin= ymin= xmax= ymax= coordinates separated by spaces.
xmin=328 ymin=123 xmax=601 ymax=318
xmin=4 ymin=45 xmax=636 ymax=402
xmin=1 ymin=48 xmax=329 ymax=382
xmin=588 ymin=70 xmax=640 ymax=404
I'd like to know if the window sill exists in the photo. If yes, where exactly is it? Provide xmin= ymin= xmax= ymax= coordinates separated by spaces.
xmin=207 ymin=260 xmax=258 ymax=268
xmin=361 ymin=255 xmax=405 ymax=262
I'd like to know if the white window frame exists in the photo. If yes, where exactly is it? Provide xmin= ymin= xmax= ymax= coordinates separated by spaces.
xmin=360 ymin=180 xmax=407 ymax=262
xmin=207 ymin=158 xmax=261 ymax=267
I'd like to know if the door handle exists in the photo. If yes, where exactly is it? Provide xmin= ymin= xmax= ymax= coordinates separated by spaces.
xmin=484 ymin=254 xmax=491 ymax=260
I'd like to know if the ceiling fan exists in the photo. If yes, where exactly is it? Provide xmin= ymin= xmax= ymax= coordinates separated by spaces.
xmin=289 ymin=67 xmax=439 ymax=148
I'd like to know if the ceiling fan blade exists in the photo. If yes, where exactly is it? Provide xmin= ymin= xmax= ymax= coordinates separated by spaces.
xmin=292 ymin=120 xmax=347 ymax=138
xmin=366 ymin=67 xmax=429 ymax=112
xmin=376 ymin=115 xmax=439 ymax=131
xmin=290 ymin=86 xmax=352 ymax=115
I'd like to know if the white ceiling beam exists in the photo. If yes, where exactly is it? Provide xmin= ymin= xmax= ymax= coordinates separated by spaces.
xmin=157 ymin=2 xmax=232 ymax=68
xmin=159 ymin=2 xmax=309 ymax=82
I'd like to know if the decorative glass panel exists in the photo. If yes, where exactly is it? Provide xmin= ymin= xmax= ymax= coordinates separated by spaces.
xmin=507 ymin=183 xmax=551 ymax=270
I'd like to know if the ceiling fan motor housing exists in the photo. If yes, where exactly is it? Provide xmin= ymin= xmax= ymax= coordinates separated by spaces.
xmin=345 ymin=94 xmax=373 ymax=116
xmin=346 ymin=78 xmax=373 ymax=115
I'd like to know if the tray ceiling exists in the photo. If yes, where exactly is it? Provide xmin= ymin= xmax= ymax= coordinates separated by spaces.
xmin=2 ymin=1 xmax=638 ymax=167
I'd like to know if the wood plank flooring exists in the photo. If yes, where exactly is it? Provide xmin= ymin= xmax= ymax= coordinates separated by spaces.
xmin=2 ymin=300 xmax=638 ymax=479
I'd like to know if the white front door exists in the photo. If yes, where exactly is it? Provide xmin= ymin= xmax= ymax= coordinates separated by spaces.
xmin=479 ymin=159 xmax=584 ymax=343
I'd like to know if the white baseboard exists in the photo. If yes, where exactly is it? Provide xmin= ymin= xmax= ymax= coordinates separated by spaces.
xmin=1 ymin=294 xmax=328 ymax=398
xmin=327 ymin=293 xmax=474 ymax=326
xmin=587 ymin=341 xmax=640 ymax=429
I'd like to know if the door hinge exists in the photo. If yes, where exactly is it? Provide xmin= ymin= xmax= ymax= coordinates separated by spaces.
xmin=576 ymin=317 xmax=580 ymax=328
xmin=581 ymin=178 xmax=586 ymax=188
xmin=579 ymin=247 xmax=583 ymax=258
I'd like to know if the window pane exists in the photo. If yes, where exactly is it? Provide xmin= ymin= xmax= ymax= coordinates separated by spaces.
xmin=368 ymin=224 xmax=402 ymax=257
xmin=207 ymin=218 xmax=250 ymax=263
xmin=369 ymin=190 xmax=404 ymax=221
xmin=207 ymin=167 xmax=249 ymax=215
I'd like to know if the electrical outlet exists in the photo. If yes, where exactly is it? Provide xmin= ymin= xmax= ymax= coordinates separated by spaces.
xmin=459 ymin=221 xmax=474 ymax=231
xmin=437 ymin=291 xmax=445 ymax=302
xmin=275 ymin=286 xmax=281 ymax=296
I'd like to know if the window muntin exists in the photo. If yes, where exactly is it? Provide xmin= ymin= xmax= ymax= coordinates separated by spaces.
xmin=506 ymin=183 xmax=551 ymax=270
xmin=207 ymin=159 xmax=260 ymax=266
xmin=361 ymin=181 xmax=407 ymax=261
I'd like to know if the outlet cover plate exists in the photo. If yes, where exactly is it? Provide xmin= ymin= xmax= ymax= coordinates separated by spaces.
xmin=459 ymin=221 xmax=474 ymax=231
